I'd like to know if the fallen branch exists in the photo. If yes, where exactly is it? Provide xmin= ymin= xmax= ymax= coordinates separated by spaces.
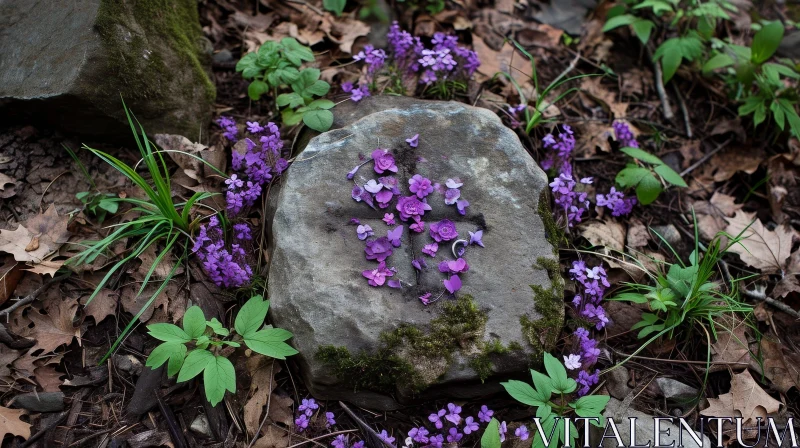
xmin=671 ymin=82 xmax=692 ymax=138
xmin=742 ymin=287 xmax=800 ymax=320
xmin=0 ymin=273 xmax=69 ymax=319
xmin=645 ymin=45 xmax=673 ymax=120
xmin=679 ymin=138 xmax=731 ymax=178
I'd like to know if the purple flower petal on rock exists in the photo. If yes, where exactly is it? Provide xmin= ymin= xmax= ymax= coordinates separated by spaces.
xmin=364 ymin=179 xmax=383 ymax=193
xmin=406 ymin=134 xmax=419 ymax=148
xmin=468 ymin=230 xmax=484 ymax=247
xmin=445 ymin=178 xmax=463 ymax=189
xmin=387 ymin=226 xmax=403 ymax=247
xmin=444 ymin=275 xmax=462 ymax=294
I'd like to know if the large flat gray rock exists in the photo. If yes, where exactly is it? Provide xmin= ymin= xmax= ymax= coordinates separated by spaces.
xmin=0 ymin=0 xmax=214 ymax=138
xmin=268 ymin=97 xmax=562 ymax=409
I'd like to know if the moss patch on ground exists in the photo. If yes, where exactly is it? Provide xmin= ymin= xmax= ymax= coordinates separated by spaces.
xmin=520 ymin=256 xmax=565 ymax=361
xmin=316 ymin=295 xmax=489 ymax=395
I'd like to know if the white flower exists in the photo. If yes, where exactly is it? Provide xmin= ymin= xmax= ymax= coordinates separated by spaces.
xmin=564 ymin=354 xmax=582 ymax=370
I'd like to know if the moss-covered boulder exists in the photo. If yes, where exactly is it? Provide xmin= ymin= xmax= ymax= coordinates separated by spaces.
xmin=267 ymin=97 xmax=563 ymax=410
xmin=0 ymin=0 xmax=214 ymax=138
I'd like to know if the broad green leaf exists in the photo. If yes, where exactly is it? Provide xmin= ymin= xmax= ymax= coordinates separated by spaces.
xmin=236 ymin=53 xmax=261 ymax=79
xmin=282 ymin=108 xmax=304 ymax=126
xmin=182 ymin=306 xmax=206 ymax=339
xmin=307 ymin=99 xmax=335 ymax=110
xmin=98 ymin=199 xmax=119 ymax=213
xmin=322 ymin=0 xmax=346 ymax=15
xmin=222 ymin=341 xmax=241 ymax=348
xmin=763 ymin=63 xmax=800 ymax=80
xmin=572 ymin=394 xmax=611 ymax=416
xmin=480 ymin=418 xmax=501 ymax=448
xmin=634 ymin=0 xmax=675 ymax=14
xmin=167 ymin=344 xmax=187 ymax=377
xmin=615 ymin=166 xmax=651 ymax=188
xmin=248 ymin=80 xmax=269 ymax=101
xmin=306 ymin=80 xmax=330 ymax=97
xmin=543 ymin=352 xmax=575 ymax=393
xmin=620 ymin=146 xmax=664 ymax=165
xmin=234 ymin=295 xmax=270 ymax=339
xmin=244 ymin=328 xmax=298 ymax=359
xmin=754 ymin=102 xmax=767 ymax=126
xmin=752 ymin=21 xmax=784 ymax=65
xmin=530 ymin=369 xmax=554 ymax=401
xmin=207 ymin=318 xmax=230 ymax=337
xmin=204 ymin=355 xmax=236 ymax=406
xmin=654 ymin=164 xmax=687 ymax=187
xmin=657 ymin=41 xmax=682 ymax=83
xmin=281 ymin=37 xmax=314 ymax=66
xmin=702 ymin=53 xmax=734 ymax=74
xmin=532 ymin=412 xmax=560 ymax=448
xmin=602 ymin=14 xmax=639 ymax=32
xmin=635 ymin=173 xmax=662 ymax=205
xmin=147 ymin=323 xmax=190 ymax=343
xmin=177 ymin=349 xmax=214 ymax=382
xmin=276 ymin=92 xmax=305 ymax=109
xmin=303 ymin=109 xmax=334 ymax=132
xmin=783 ymin=103 xmax=800 ymax=137
xmin=631 ymin=19 xmax=655 ymax=45
xmin=501 ymin=380 xmax=547 ymax=407
xmin=610 ymin=292 xmax=648 ymax=304
xmin=146 ymin=342 xmax=184 ymax=369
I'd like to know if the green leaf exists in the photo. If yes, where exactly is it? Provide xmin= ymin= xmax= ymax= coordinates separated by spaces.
xmin=244 ymin=328 xmax=298 ymax=359
xmin=635 ymin=173 xmax=662 ymax=205
xmin=276 ymin=92 xmax=305 ymax=109
xmin=167 ymin=344 xmax=187 ymax=377
xmin=235 ymin=53 xmax=261 ymax=79
xmin=147 ymin=323 xmax=190 ymax=343
xmin=303 ymin=109 xmax=334 ymax=132
xmin=631 ymin=19 xmax=655 ymax=45
xmin=204 ymin=355 xmax=236 ymax=406
xmin=702 ymin=53 xmax=735 ymax=74
xmin=145 ymin=342 xmax=184 ymax=369
xmin=530 ymin=369 xmax=554 ymax=401
xmin=182 ymin=306 xmax=206 ymax=339
xmin=177 ymin=349 xmax=214 ymax=382
xmin=602 ymin=14 xmax=639 ymax=32
xmin=207 ymin=318 xmax=230 ymax=337
xmin=543 ymin=352 xmax=576 ymax=393
xmin=501 ymin=380 xmax=548 ymax=407
xmin=481 ymin=418 xmax=501 ymax=448
xmin=98 ymin=199 xmax=119 ymax=214
xmin=611 ymin=292 xmax=649 ymax=304
xmin=615 ymin=166 xmax=651 ymax=188
xmin=752 ymin=21 xmax=784 ymax=65
xmin=234 ymin=295 xmax=270 ymax=339
xmin=281 ymin=37 xmax=315 ymax=66
xmin=572 ymin=395 xmax=611 ymax=416
xmin=306 ymin=80 xmax=330 ymax=97
xmin=654 ymin=164 xmax=687 ymax=187
xmin=307 ymin=99 xmax=335 ymax=110
xmin=634 ymin=0 xmax=675 ymax=15
xmin=282 ymin=108 xmax=304 ymax=126
xmin=248 ymin=80 xmax=269 ymax=101
xmin=322 ymin=0 xmax=346 ymax=15
xmin=619 ymin=147 xmax=664 ymax=165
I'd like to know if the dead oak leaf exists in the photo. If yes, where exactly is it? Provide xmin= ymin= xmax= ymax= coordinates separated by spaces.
xmin=28 ymin=299 xmax=80 ymax=353
xmin=472 ymin=39 xmax=532 ymax=86
xmin=81 ymin=289 xmax=118 ymax=324
xmin=750 ymin=337 xmax=800 ymax=394
xmin=321 ymin=16 xmax=370 ymax=54
xmin=710 ymin=316 xmax=749 ymax=370
xmin=578 ymin=220 xmax=625 ymax=252
xmin=693 ymin=192 xmax=742 ymax=240
xmin=574 ymin=121 xmax=615 ymax=156
xmin=725 ymin=211 xmax=795 ymax=274
xmin=244 ymin=359 xmax=282 ymax=437
xmin=580 ymin=77 xmax=629 ymax=119
xmin=708 ymin=146 xmax=764 ymax=182
xmin=701 ymin=370 xmax=781 ymax=425
xmin=0 ymin=205 xmax=70 ymax=264
xmin=252 ymin=425 xmax=289 ymax=448
xmin=0 ymin=406 xmax=30 ymax=440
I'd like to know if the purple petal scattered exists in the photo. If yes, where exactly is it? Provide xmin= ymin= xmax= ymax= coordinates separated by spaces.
xmin=443 ymin=275 xmax=462 ymax=294
xmin=406 ymin=134 xmax=419 ymax=148
xmin=468 ymin=230 xmax=484 ymax=247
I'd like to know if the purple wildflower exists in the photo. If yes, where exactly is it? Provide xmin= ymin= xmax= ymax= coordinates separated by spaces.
xmin=387 ymin=226 xmax=403 ymax=247
xmin=468 ymin=230 xmax=484 ymax=247
xmin=478 ymin=405 xmax=494 ymax=423
xmin=217 ymin=116 xmax=238 ymax=141
xmin=295 ymin=414 xmax=309 ymax=432
xmin=456 ymin=199 xmax=469 ymax=215
xmin=613 ymin=121 xmax=639 ymax=148
xmin=429 ymin=409 xmax=446 ymax=429
xmin=463 ymin=416 xmax=479 ymax=434
xmin=326 ymin=412 xmax=336 ymax=427
xmin=429 ymin=219 xmax=458 ymax=242
xmin=353 ymin=44 xmax=387 ymax=74
xmin=364 ymin=179 xmax=383 ymax=193
xmin=396 ymin=196 xmax=432 ymax=221
xmin=409 ymin=216 xmax=425 ymax=233
xmin=357 ymin=225 xmax=374 ymax=240
xmin=298 ymin=398 xmax=319 ymax=415
xmin=409 ymin=174 xmax=434 ymax=199
xmin=444 ymin=275 xmax=462 ymax=294
xmin=372 ymin=149 xmax=398 ymax=174
xmin=383 ymin=213 xmax=396 ymax=226
xmin=515 ymin=425 xmax=530 ymax=440
xmin=419 ymin=292 xmax=432 ymax=305
xmin=332 ymin=435 xmax=348 ymax=448
xmin=499 ymin=421 xmax=508 ymax=442
xmin=577 ymin=369 xmax=600 ymax=396
xmin=408 ymin=427 xmax=429 ymax=444
xmin=422 ymin=243 xmax=438 ymax=257
xmin=412 ymin=258 xmax=427 ymax=271
xmin=541 ymin=125 xmax=575 ymax=172
xmin=444 ymin=188 xmax=461 ymax=205
xmin=362 ymin=261 xmax=394 ymax=287
xmin=438 ymin=258 xmax=469 ymax=274
xmin=406 ymin=134 xmax=419 ymax=148
xmin=376 ymin=190 xmax=394 ymax=208
xmin=365 ymin=237 xmax=394 ymax=262
xmin=447 ymin=428 xmax=463 ymax=443
xmin=428 ymin=434 xmax=444 ymax=448
xmin=350 ymin=84 xmax=371 ymax=102
xmin=596 ymin=187 xmax=636 ymax=216
xmin=378 ymin=430 xmax=396 ymax=445
xmin=352 ymin=442 xmax=365 ymax=448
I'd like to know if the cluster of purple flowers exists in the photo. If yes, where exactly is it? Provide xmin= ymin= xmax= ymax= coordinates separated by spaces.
xmin=192 ymin=217 xmax=253 ymax=288
xmin=566 ymin=259 xmax=610 ymax=396
xmin=403 ymin=404 xmax=494 ymax=448
xmin=295 ymin=398 xmax=338 ymax=433
xmin=332 ymin=435 xmax=365 ymax=448
xmin=345 ymin=23 xmax=480 ymax=101
xmin=613 ymin=121 xmax=639 ymax=148
xmin=549 ymin=173 xmax=593 ymax=228
xmin=347 ymin=136 xmax=483 ymax=301
xmin=506 ymin=104 xmax=527 ymax=129
xmin=596 ymin=186 xmax=636 ymax=217
xmin=194 ymin=118 xmax=290 ymax=288
xmin=541 ymin=125 xmax=576 ymax=175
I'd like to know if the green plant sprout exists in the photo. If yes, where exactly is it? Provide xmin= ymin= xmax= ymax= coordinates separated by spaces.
xmin=609 ymin=218 xmax=754 ymax=376
xmin=64 ymin=144 xmax=120 ymax=223
xmin=615 ymin=146 xmax=687 ymax=205
xmin=69 ymin=101 xmax=223 ymax=364
xmin=603 ymin=0 xmax=737 ymax=83
xmin=704 ymin=21 xmax=800 ymax=138
xmin=499 ymin=353 xmax=610 ymax=448
xmin=498 ymin=40 xmax=600 ymax=133
xmin=145 ymin=295 xmax=297 ymax=406
xmin=236 ymin=37 xmax=334 ymax=132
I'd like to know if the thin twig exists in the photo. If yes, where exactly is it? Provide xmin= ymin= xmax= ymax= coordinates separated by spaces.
xmin=609 ymin=348 xmax=750 ymax=366
xmin=645 ymin=45 xmax=673 ymax=120
xmin=671 ymin=82 xmax=692 ymax=138
xmin=743 ymin=288 xmax=800 ymax=319
xmin=0 ymin=273 xmax=69 ymax=318
xmin=286 ymin=429 xmax=360 ymax=448
xmin=679 ymin=138 xmax=732 ymax=178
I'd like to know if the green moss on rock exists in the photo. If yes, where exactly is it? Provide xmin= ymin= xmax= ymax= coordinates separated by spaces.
xmin=316 ymin=296 xmax=489 ymax=394
xmin=520 ymin=256 xmax=565 ymax=359
xmin=468 ymin=339 xmax=525 ymax=382
xmin=538 ymin=190 xmax=564 ymax=255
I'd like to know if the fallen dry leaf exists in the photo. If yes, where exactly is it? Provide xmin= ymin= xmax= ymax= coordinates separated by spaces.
xmin=579 ymin=220 xmax=625 ymax=252
xmin=23 ymin=259 xmax=64 ymax=277
xmin=0 ymin=255 xmax=23 ymax=306
xmin=0 ymin=205 xmax=70 ymax=264
xmin=34 ymin=365 xmax=64 ymax=392
xmin=626 ymin=219 xmax=649 ymax=248
xmin=750 ymin=337 xmax=800 ymax=393
xmin=725 ymin=211 xmax=795 ymax=274
xmin=710 ymin=315 xmax=749 ymax=370
xmin=0 ymin=172 xmax=17 ymax=199
xmin=472 ymin=39 xmax=533 ymax=85
xmin=580 ymin=77 xmax=628 ymax=119
xmin=693 ymin=192 xmax=742 ymax=240
xmin=700 ymin=370 xmax=781 ymax=425
xmin=321 ymin=16 xmax=370 ymax=54
xmin=574 ymin=121 xmax=615 ymax=156
xmin=0 ymin=406 xmax=30 ymax=440
xmin=28 ymin=298 xmax=81 ymax=353
xmin=708 ymin=146 xmax=764 ymax=182
xmin=252 ymin=425 xmax=290 ymax=448
xmin=244 ymin=358 xmax=281 ymax=437
xmin=81 ymin=289 xmax=118 ymax=324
